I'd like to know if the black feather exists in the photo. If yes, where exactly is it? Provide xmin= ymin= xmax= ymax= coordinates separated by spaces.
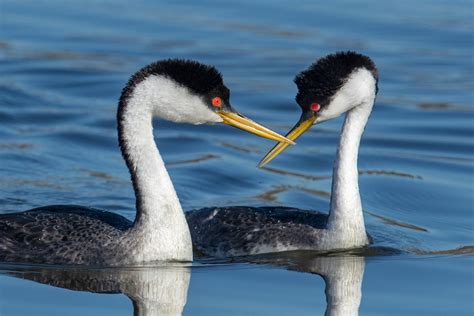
xmin=116 ymin=60 xmax=226 ymax=214
xmin=295 ymin=51 xmax=378 ymax=110
xmin=121 ymin=59 xmax=223 ymax=100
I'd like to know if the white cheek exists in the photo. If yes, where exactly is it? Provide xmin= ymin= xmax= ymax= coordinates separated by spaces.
xmin=317 ymin=68 xmax=376 ymax=122
xmin=131 ymin=75 xmax=223 ymax=125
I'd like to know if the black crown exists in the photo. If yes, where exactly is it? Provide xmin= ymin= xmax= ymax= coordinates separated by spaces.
xmin=294 ymin=51 xmax=378 ymax=110
xmin=120 ymin=59 xmax=224 ymax=104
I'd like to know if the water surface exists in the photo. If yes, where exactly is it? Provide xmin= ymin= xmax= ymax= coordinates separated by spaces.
xmin=0 ymin=0 xmax=473 ymax=315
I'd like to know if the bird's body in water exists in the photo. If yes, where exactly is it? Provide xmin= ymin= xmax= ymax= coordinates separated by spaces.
xmin=187 ymin=206 xmax=328 ymax=257
xmin=187 ymin=52 xmax=379 ymax=258
xmin=0 ymin=60 xmax=292 ymax=266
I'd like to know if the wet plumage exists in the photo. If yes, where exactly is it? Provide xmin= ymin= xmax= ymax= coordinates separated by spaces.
xmin=186 ymin=207 xmax=328 ymax=257
xmin=0 ymin=205 xmax=132 ymax=265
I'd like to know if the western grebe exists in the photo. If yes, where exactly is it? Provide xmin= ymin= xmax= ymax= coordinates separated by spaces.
xmin=0 ymin=59 xmax=293 ymax=265
xmin=186 ymin=52 xmax=378 ymax=257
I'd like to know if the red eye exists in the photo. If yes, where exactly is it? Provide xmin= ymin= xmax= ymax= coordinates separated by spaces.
xmin=212 ymin=97 xmax=222 ymax=107
xmin=310 ymin=103 xmax=320 ymax=112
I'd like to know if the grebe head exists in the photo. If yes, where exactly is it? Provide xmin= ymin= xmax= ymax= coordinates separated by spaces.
xmin=295 ymin=51 xmax=378 ymax=123
xmin=119 ymin=59 xmax=293 ymax=143
xmin=258 ymin=51 xmax=378 ymax=167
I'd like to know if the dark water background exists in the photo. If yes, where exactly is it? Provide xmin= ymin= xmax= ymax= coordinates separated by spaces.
xmin=0 ymin=0 xmax=473 ymax=315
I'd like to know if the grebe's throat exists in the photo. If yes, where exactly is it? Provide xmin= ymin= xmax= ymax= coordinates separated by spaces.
xmin=327 ymin=103 xmax=372 ymax=233
xmin=117 ymin=75 xmax=193 ymax=261
xmin=325 ymin=71 xmax=376 ymax=246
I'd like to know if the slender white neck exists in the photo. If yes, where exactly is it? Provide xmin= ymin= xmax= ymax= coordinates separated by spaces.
xmin=121 ymin=109 xmax=183 ymax=228
xmin=118 ymin=76 xmax=194 ymax=262
xmin=326 ymin=101 xmax=373 ymax=247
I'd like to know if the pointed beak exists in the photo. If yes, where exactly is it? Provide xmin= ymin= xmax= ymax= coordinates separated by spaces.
xmin=257 ymin=111 xmax=316 ymax=168
xmin=217 ymin=111 xmax=295 ymax=145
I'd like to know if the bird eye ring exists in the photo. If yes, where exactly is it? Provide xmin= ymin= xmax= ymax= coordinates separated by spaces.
xmin=212 ymin=97 xmax=222 ymax=108
xmin=310 ymin=103 xmax=321 ymax=112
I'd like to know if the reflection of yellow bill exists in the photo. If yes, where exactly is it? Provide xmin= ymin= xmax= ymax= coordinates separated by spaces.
xmin=258 ymin=115 xmax=317 ymax=168
xmin=218 ymin=111 xmax=295 ymax=144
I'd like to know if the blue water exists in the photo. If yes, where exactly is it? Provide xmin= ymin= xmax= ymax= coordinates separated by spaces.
xmin=0 ymin=0 xmax=473 ymax=315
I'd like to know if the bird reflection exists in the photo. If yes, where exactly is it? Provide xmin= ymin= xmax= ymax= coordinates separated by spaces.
xmin=2 ymin=263 xmax=190 ymax=316
xmin=237 ymin=252 xmax=367 ymax=316
xmin=2 ymin=253 xmax=373 ymax=315
xmin=309 ymin=256 xmax=364 ymax=316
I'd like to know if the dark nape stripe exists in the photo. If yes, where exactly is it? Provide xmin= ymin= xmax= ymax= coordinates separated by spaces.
xmin=117 ymin=91 xmax=142 ymax=222
xmin=116 ymin=59 xmax=223 ymax=221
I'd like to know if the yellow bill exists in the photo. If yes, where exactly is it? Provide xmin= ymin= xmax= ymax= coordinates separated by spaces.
xmin=218 ymin=111 xmax=295 ymax=145
xmin=257 ymin=114 xmax=317 ymax=168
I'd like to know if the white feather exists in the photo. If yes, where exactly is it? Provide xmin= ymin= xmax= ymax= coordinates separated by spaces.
xmin=118 ymin=75 xmax=223 ymax=262
xmin=319 ymin=68 xmax=376 ymax=250
xmin=317 ymin=68 xmax=376 ymax=123
xmin=131 ymin=75 xmax=223 ymax=124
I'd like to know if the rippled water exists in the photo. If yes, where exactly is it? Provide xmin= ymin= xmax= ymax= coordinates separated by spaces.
xmin=1 ymin=0 xmax=473 ymax=315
